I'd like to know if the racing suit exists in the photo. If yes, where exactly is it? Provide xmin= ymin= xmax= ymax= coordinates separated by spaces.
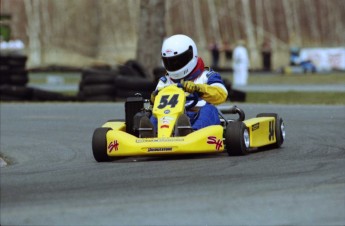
xmin=151 ymin=57 xmax=228 ymax=131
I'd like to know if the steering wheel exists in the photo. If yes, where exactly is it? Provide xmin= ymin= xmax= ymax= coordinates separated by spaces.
xmin=185 ymin=92 xmax=199 ymax=110
xmin=176 ymin=83 xmax=199 ymax=110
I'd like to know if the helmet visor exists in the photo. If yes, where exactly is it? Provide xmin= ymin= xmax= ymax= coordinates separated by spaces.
xmin=162 ymin=46 xmax=193 ymax=71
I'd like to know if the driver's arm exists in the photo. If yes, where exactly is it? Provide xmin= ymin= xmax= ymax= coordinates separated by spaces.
xmin=197 ymin=83 xmax=228 ymax=105
xmin=183 ymin=81 xmax=227 ymax=105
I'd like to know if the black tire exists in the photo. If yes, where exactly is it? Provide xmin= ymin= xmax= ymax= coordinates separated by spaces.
xmin=8 ymin=56 xmax=27 ymax=69
xmin=80 ymin=94 xmax=115 ymax=102
xmin=229 ymin=89 xmax=246 ymax=102
xmin=92 ymin=127 xmax=112 ymax=162
xmin=124 ymin=60 xmax=148 ymax=78
xmin=0 ymin=76 xmax=11 ymax=85
xmin=81 ymin=84 xmax=116 ymax=97
xmin=256 ymin=113 xmax=285 ymax=148
xmin=9 ymin=75 xmax=29 ymax=86
xmin=225 ymin=121 xmax=250 ymax=156
xmin=31 ymin=88 xmax=75 ymax=101
xmin=0 ymin=94 xmax=25 ymax=101
xmin=80 ymin=74 xmax=116 ymax=85
xmin=114 ymin=75 xmax=156 ymax=91
xmin=118 ymin=64 xmax=141 ymax=77
xmin=81 ymin=68 xmax=118 ymax=80
xmin=0 ymin=85 xmax=33 ymax=99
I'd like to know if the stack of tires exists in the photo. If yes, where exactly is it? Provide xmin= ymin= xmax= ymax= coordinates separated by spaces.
xmin=0 ymin=55 xmax=31 ymax=101
xmin=78 ymin=68 xmax=118 ymax=102
xmin=115 ymin=60 xmax=156 ymax=99
xmin=78 ymin=60 xmax=157 ymax=101
xmin=223 ymin=78 xmax=246 ymax=102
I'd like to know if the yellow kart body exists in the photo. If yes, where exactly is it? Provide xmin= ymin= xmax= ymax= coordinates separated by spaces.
xmin=92 ymin=85 xmax=285 ymax=161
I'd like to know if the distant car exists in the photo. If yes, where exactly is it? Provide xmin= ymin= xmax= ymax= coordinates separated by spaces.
xmin=92 ymin=85 xmax=285 ymax=162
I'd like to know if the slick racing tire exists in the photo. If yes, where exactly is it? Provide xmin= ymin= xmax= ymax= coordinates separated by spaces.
xmin=225 ymin=121 xmax=250 ymax=156
xmin=256 ymin=113 xmax=285 ymax=148
xmin=92 ymin=127 xmax=112 ymax=162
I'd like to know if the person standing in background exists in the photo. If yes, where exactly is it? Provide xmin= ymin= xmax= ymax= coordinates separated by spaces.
xmin=208 ymin=39 xmax=220 ymax=69
xmin=232 ymin=40 xmax=250 ymax=86
xmin=261 ymin=39 xmax=272 ymax=71
xmin=222 ymin=40 xmax=233 ymax=67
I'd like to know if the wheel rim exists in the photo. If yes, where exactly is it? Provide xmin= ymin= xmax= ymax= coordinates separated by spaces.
xmin=244 ymin=129 xmax=250 ymax=148
xmin=281 ymin=122 xmax=286 ymax=141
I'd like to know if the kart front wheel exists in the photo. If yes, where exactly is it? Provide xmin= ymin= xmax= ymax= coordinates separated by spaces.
xmin=225 ymin=121 xmax=250 ymax=156
xmin=92 ymin=127 xmax=112 ymax=162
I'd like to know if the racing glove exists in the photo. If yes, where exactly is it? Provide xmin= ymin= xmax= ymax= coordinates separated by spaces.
xmin=182 ymin=81 xmax=204 ymax=93
xmin=182 ymin=81 xmax=227 ymax=105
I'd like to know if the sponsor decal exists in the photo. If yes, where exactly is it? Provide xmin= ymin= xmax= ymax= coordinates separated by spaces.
xmin=108 ymin=140 xmax=119 ymax=152
xmin=148 ymin=147 xmax=173 ymax=152
xmin=207 ymin=136 xmax=223 ymax=151
xmin=160 ymin=116 xmax=174 ymax=128
xmin=252 ymin=123 xmax=260 ymax=131
xmin=136 ymin=138 xmax=184 ymax=143
xmin=164 ymin=110 xmax=170 ymax=114
xmin=165 ymin=49 xmax=173 ymax=53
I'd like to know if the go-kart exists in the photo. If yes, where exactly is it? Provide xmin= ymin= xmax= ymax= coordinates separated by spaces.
xmin=92 ymin=84 xmax=285 ymax=162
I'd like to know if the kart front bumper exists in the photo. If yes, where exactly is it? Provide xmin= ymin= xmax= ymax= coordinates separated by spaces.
xmin=105 ymin=125 xmax=224 ymax=157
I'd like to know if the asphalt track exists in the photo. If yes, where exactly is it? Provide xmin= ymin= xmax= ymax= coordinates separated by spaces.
xmin=1 ymin=103 xmax=344 ymax=225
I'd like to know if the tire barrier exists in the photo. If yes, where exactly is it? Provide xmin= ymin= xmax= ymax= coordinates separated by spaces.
xmin=0 ymin=55 xmax=76 ymax=102
xmin=78 ymin=61 xmax=156 ymax=101
xmin=31 ymin=88 xmax=76 ymax=101
xmin=0 ymin=55 xmax=30 ymax=101
xmin=0 ymin=85 xmax=33 ymax=101
xmin=0 ymin=57 xmax=246 ymax=102
xmin=0 ymin=85 xmax=77 ymax=102
xmin=153 ymin=66 xmax=166 ymax=83
xmin=223 ymin=78 xmax=246 ymax=102
xmin=0 ymin=55 xmax=28 ymax=87
xmin=78 ymin=68 xmax=118 ymax=102
xmin=118 ymin=59 xmax=149 ymax=78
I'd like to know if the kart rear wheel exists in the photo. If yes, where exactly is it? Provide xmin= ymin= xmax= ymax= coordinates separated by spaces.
xmin=257 ymin=113 xmax=285 ymax=148
xmin=92 ymin=127 xmax=112 ymax=162
xmin=225 ymin=121 xmax=250 ymax=156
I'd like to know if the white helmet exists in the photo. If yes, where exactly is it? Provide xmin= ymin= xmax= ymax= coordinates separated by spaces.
xmin=161 ymin=34 xmax=198 ymax=80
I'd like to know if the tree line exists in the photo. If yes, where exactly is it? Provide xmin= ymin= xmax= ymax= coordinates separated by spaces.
xmin=1 ymin=0 xmax=344 ymax=78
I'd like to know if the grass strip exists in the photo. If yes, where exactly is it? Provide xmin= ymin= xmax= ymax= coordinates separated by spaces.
xmin=244 ymin=91 xmax=345 ymax=105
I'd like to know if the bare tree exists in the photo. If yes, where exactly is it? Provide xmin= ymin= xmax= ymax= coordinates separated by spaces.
xmin=242 ymin=0 xmax=259 ymax=68
xmin=255 ymin=0 xmax=264 ymax=46
xmin=24 ymin=0 xmax=42 ymax=66
xmin=192 ymin=0 xmax=206 ymax=48
xmin=305 ymin=0 xmax=320 ymax=44
xmin=207 ymin=0 xmax=221 ymax=41
xmin=227 ymin=0 xmax=240 ymax=41
xmin=136 ymin=0 xmax=166 ymax=81
xmin=263 ymin=0 xmax=277 ymax=50
xmin=6 ymin=0 xmax=345 ymax=69
xmin=282 ymin=0 xmax=293 ymax=44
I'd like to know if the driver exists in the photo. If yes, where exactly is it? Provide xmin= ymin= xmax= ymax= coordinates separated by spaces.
xmin=140 ymin=34 xmax=228 ymax=137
